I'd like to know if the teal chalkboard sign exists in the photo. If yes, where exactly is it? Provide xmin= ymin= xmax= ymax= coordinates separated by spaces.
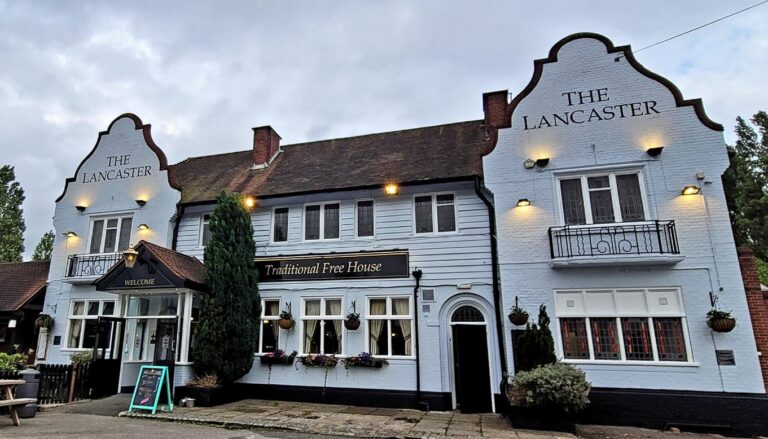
xmin=128 ymin=365 xmax=173 ymax=414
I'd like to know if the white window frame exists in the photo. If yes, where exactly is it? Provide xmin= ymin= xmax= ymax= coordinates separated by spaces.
xmin=412 ymin=192 xmax=458 ymax=235
xmin=300 ymin=297 xmax=344 ymax=355
xmin=258 ymin=298 xmax=281 ymax=354
xmin=198 ymin=213 xmax=212 ymax=247
xmin=554 ymin=288 xmax=694 ymax=365
xmin=365 ymin=295 xmax=415 ymax=359
xmin=354 ymin=199 xmax=375 ymax=238
xmin=555 ymin=170 xmax=649 ymax=226
xmin=88 ymin=215 xmax=134 ymax=254
xmin=64 ymin=299 xmax=118 ymax=350
xmin=270 ymin=206 xmax=290 ymax=244
xmin=302 ymin=202 xmax=342 ymax=241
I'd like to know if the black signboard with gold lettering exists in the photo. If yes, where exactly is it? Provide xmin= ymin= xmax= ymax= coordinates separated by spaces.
xmin=254 ymin=250 xmax=409 ymax=282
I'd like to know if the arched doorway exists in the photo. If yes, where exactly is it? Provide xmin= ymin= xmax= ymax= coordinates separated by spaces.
xmin=450 ymin=305 xmax=492 ymax=413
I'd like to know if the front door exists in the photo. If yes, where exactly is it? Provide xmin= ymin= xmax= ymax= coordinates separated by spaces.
xmin=451 ymin=306 xmax=492 ymax=413
xmin=153 ymin=320 xmax=177 ymax=394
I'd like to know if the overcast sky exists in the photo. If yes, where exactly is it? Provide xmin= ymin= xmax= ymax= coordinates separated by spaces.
xmin=1 ymin=0 xmax=766 ymax=259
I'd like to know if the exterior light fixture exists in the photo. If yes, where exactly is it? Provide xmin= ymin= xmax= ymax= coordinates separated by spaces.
xmin=75 ymin=205 xmax=87 ymax=213
xmin=517 ymin=199 xmax=531 ymax=207
xmin=384 ymin=183 xmax=399 ymax=196
xmin=135 ymin=199 xmax=147 ymax=207
xmin=64 ymin=231 xmax=78 ymax=238
xmin=523 ymin=159 xmax=536 ymax=169
xmin=8 ymin=319 xmax=16 ymax=328
xmin=137 ymin=224 xmax=150 ymax=231
xmin=535 ymin=158 xmax=550 ymax=168
xmin=681 ymin=185 xmax=701 ymax=196
xmin=244 ymin=196 xmax=256 ymax=209
xmin=646 ymin=146 xmax=664 ymax=157
xmin=123 ymin=247 xmax=139 ymax=269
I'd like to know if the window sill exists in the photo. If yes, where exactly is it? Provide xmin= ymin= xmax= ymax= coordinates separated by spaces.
xmin=563 ymin=359 xmax=699 ymax=367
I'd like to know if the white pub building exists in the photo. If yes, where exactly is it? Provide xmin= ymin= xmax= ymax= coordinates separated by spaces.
xmin=37 ymin=33 xmax=768 ymax=432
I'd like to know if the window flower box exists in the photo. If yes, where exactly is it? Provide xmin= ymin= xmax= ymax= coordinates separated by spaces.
xmin=341 ymin=352 xmax=387 ymax=369
xmin=260 ymin=350 xmax=297 ymax=366
xmin=298 ymin=354 xmax=338 ymax=368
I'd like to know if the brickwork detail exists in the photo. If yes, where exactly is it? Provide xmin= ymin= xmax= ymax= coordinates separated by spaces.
xmin=739 ymin=247 xmax=768 ymax=391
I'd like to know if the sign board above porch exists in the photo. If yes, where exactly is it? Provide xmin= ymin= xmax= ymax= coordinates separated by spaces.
xmin=254 ymin=250 xmax=410 ymax=282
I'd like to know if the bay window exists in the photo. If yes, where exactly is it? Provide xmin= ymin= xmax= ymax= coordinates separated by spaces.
xmin=558 ymin=172 xmax=646 ymax=225
xmin=302 ymin=298 xmax=342 ymax=354
xmin=367 ymin=297 xmax=413 ymax=357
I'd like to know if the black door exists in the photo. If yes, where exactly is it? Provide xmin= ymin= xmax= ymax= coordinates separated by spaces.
xmin=90 ymin=317 xmax=125 ymax=398
xmin=153 ymin=320 xmax=177 ymax=400
xmin=452 ymin=324 xmax=492 ymax=413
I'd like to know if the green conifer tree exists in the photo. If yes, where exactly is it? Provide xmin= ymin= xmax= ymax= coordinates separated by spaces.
xmin=32 ymin=230 xmax=55 ymax=261
xmin=513 ymin=305 xmax=556 ymax=372
xmin=0 ymin=165 xmax=26 ymax=262
xmin=191 ymin=193 xmax=260 ymax=384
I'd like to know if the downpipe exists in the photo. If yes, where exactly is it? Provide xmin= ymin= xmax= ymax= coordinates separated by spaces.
xmin=412 ymin=268 xmax=429 ymax=411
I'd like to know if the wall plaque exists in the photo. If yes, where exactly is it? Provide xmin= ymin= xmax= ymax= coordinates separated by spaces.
xmin=254 ymin=250 xmax=409 ymax=282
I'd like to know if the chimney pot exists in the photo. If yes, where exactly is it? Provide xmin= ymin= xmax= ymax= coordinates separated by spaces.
xmin=483 ymin=90 xmax=511 ymax=129
xmin=252 ymin=126 xmax=282 ymax=167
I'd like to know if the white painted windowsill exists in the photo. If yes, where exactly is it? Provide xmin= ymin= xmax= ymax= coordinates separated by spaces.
xmin=563 ymin=359 xmax=700 ymax=367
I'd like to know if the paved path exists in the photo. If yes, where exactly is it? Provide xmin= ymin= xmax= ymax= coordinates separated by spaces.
xmin=121 ymin=398 xmax=574 ymax=438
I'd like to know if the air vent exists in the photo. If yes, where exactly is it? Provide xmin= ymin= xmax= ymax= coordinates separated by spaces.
xmin=422 ymin=289 xmax=435 ymax=302
xmin=716 ymin=350 xmax=735 ymax=366
xmin=422 ymin=304 xmax=431 ymax=314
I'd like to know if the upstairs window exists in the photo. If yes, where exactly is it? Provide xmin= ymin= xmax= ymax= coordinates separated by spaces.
xmin=304 ymin=203 xmax=340 ymax=240
xmin=273 ymin=208 xmax=289 ymax=242
xmin=200 ymin=214 xmax=212 ymax=247
xmin=356 ymin=200 xmax=374 ymax=237
xmin=89 ymin=217 xmax=132 ymax=254
xmin=415 ymin=194 xmax=456 ymax=234
xmin=559 ymin=172 xmax=645 ymax=225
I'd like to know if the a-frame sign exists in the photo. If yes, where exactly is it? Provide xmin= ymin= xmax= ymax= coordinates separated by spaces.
xmin=128 ymin=365 xmax=173 ymax=414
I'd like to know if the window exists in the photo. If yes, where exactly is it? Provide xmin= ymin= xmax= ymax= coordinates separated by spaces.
xmin=89 ymin=217 xmax=132 ymax=253
xmin=356 ymin=200 xmax=374 ymax=237
xmin=272 ymin=208 xmax=289 ymax=242
xmin=414 ymin=194 xmax=456 ymax=234
xmin=555 ymin=288 xmax=690 ymax=363
xmin=259 ymin=299 xmax=280 ymax=353
xmin=200 ymin=214 xmax=212 ymax=247
xmin=367 ymin=297 xmax=413 ymax=357
xmin=66 ymin=300 xmax=117 ymax=350
xmin=304 ymin=203 xmax=340 ymax=240
xmin=302 ymin=298 xmax=342 ymax=354
xmin=558 ymin=172 xmax=645 ymax=225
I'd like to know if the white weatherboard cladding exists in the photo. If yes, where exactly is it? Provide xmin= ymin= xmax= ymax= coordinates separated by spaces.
xmin=176 ymin=182 xmax=500 ymax=395
xmin=484 ymin=36 xmax=764 ymax=393
xmin=42 ymin=116 xmax=180 ymax=364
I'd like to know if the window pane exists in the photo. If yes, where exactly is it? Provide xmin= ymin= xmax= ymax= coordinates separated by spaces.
xmin=589 ymin=189 xmax=615 ymax=223
xmin=357 ymin=201 xmax=374 ymax=237
xmin=415 ymin=196 xmax=433 ymax=233
xmin=324 ymin=204 xmax=340 ymax=239
xmin=560 ymin=318 xmax=590 ymax=359
xmin=305 ymin=205 xmax=320 ymax=240
xmin=273 ymin=208 xmax=288 ymax=242
xmin=126 ymin=295 xmax=177 ymax=316
xmin=82 ymin=320 xmax=108 ymax=350
xmin=118 ymin=218 xmax=132 ymax=251
xmin=436 ymin=194 xmax=456 ymax=232
xmin=560 ymin=179 xmax=586 ymax=225
xmin=587 ymin=176 xmax=610 ymax=189
xmin=202 ymin=214 xmax=212 ymax=246
xmin=132 ymin=320 xmax=147 ymax=361
xmin=68 ymin=320 xmax=82 ymax=348
xmin=72 ymin=301 xmax=85 ymax=316
xmin=261 ymin=320 xmax=278 ymax=353
xmin=391 ymin=320 xmax=411 ymax=356
xmin=263 ymin=300 xmax=280 ymax=317
xmin=87 ymin=302 xmax=100 ymax=316
xmin=392 ymin=298 xmax=410 ymax=316
xmin=103 ymin=228 xmax=118 ymax=253
xmin=306 ymin=321 xmax=321 ymax=354
xmin=369 ymin=320 xmax=388 ymax=356
xmin=590 ymin=318 xmax=620 ymax=360
xmin=622 ymin=318 xmax=653 ymax=361
xmin=617 ymin=174 xmax=645 ymax=222
xmin=89 ymin=220 xmax=104 ymax=254
xmin=325 ymin=299 xmax=341 ymax=316
xmin=654 ymin=318 xmax=687 ymax=362
xmin=369 ymin=299 xmax=386 ymax=316
xmin=323 ymin=320 xmax=342 ymax=354
xmin=102 ymin=301 xmax=115 ymax=316
xmin=305 ymin=300 xmax=321 ymax=316
xmin=107 ymin=219 xmax=119 ymax=228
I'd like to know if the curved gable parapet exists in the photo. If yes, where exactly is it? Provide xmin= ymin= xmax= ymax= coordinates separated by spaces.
xmin=55 ymin=113 xmax=180 ymax=203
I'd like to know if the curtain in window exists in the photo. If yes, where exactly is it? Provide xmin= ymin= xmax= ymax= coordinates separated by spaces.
xmin=68 ymin=320 xmax=82 ymax=348
xmin=560 ymin=179 xmax=586 ymax=225
xmin=89 ymin=220 xmax=104 ymax=254
xmin=369 ymin=301 xmax=386 ymax=355
xmin=328 ymin=300 xmax=342 ymax=352
xmin=264 ymin=301 xmax=279 ymax=316
xmin=616 ymin=174 xmax=645 ymax=222
xmin=394 ymin=299 xmax=411 ymax=356
xmin=304 ymin=301 xmax=321 ymax=353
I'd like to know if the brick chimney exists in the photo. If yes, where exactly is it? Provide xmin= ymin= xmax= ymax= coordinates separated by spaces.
xmin=252 ymin=126 xmax=281 ymax=168
xmin=482 ymin=90 xmax=511 ymax=129
xmin=738 ymin=246 xmax=768 ymax=392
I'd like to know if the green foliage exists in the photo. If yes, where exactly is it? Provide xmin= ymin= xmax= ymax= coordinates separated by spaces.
xmin=757 ymin=258 xmax=768 ymax=286
xmin=32 ymin=230 xmax=55 ymax=261
xmin=707 ymin=308 xmax=734 ymax=322
xmin=0 ymin=352 xmax=27 ymax=372
xmin=513 ymin=305 xmax=556 ymax=372
xmin=70 ymin=351 xmax=92 ymax=365
xmin=723 ymin=112 xmax=768 ymax=260
xmin=506 ymin=363 xmax=591 ymax=412
xmin=0 ymin=165 xmax=25 ymax=262
xmin=191 ymin=193 xmax=259 ymax=384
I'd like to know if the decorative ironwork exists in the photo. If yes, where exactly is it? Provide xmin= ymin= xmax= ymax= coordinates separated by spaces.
xmin=548 ymin=220 xmax=679 ymax=259
xmin=451 ymin=306 xmax=484 ymax=322
xmin=66 ymin=253 xmax=122 ymax=278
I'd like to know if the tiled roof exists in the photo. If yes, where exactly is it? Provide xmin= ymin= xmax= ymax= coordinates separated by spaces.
xmin=139 ymin=241 xmax=206 ymax=287
xmin=171 ymin=120 xmax=492 ymax=204
xmin=0 ymin=261 xmax=49 ymax=312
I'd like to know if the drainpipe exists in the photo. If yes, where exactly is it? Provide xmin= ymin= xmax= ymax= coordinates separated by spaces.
xmin=171 ymin=204 xmax=186 ymax=251
xmin=412 ymin=268 xmax=428 ymax=411
xmin=474 ymin=177 xmax=509 ymax=382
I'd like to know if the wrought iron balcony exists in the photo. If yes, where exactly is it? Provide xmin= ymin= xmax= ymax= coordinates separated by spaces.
xmin=548 ymin=220 xmax=681 ymax=266
xmin=66 ymin=253 xmax=122 ymax=280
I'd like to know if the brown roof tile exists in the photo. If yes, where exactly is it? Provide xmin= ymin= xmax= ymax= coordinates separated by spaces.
xmin=0 ymin=261 xmax=49 ymax=312
xmin=172 ymin=120 xmax=492 ymax=204
xmin=138 ymin=241 xmax=206 ymax=287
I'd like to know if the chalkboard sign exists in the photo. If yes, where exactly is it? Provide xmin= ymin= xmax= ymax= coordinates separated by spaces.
xmin=128 ymin=365 xmax=173 ymax=414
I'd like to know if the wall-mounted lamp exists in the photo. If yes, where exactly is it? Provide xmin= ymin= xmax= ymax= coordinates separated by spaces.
xmin=75 ymin=205 xmax=87 ymax=213
xmin=384 ymin=183 xmax=399 ymax=196
xmin=123 ymin=247 xmax=139 ymax=269
xmin=137 ymin=224 xmax=150 ymax=231
xmin=681 ymin=185 xmax=701 ymax=196
xmin=8 ymin=319 xmax=17 ymax=329
xmin=135 ymin=199 xmax=147 ymax=207
xmin=64 ymin=231 xmax=78 ymax=238
xmin=523 ymin=159 xmax=536 ymax=169
xmin=646 ymin=147 xmax=664 ymax=157
xmin=517 ymin=198 xmax=531 ymax=207
xmin=244 ymin=196 xmax=256 ymax=209
xmin=535 ymin=158 xmax=550 ymax=168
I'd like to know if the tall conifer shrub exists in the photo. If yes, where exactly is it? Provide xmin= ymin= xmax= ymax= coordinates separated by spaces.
xmin=191 ymin=193 xmax=260 ymax=384
xmin=513 ymin=305 xmax=556 ymax=372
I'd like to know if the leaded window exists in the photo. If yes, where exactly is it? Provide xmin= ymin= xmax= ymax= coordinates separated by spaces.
xmin=559 ymin=172 xmax=646 ymax=225
xmin=415 ymin=194 xmax=456 ymax=234
xmin=356 ymin=200 xmax=374 ymax=237
xmin=273 ymin=208 xmax=289 ymax=242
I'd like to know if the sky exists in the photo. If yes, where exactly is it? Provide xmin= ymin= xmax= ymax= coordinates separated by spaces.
xmin=1 ymin=1 xmax=766 ymax=260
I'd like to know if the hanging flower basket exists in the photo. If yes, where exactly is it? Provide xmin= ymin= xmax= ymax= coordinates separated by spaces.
xmin=344 ymin=313 xmax=361 ymax=330
xmin=260 ymin=350 xmax=297 ymax=366
xmin=341 ymin=352 xmax=387 ymax=369
xmin=279 ymin=305 xmax=295 ymax=330
xmin=508 ymin=297 xmax=529 ymax=326
xmin=707 ymin=309 xmax=736 ymax=333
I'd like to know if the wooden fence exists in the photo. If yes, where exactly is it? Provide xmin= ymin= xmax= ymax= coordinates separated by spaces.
xmin=37 ymin=363 xmax=91 ymax=405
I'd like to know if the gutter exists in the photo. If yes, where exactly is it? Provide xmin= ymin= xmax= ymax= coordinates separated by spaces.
xmin=412 ymin=268 xmax=427 ymax=411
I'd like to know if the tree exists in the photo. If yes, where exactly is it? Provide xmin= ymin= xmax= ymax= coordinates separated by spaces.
xmin=513 ymin=305 xmax=556 ymax=372
xmin=0 ymin=165 xmax=25 ymax=262
xmin=723 ymin=111 xmax=768 ymax=284
xmin=191 ymin=193 xmax=259 ymax=384
xmin=32 ymin=230 xmax=55 ymax=261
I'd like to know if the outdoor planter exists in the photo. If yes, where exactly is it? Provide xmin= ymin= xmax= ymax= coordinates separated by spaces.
xmin=278 ymin=318 xmax=295 ymax=330
xmin=709 ymin=317 xmax=736 ymax=333
xmin=508 ymin=311 xmax=529 ymax=326
xmin=507 ymin=405 xmax=576 ymax=433
xmin=344 ymin=317 xmax=361 ymax=330
xmin=177 ymin=385 xmax=230 ymax=407
xmin=341 ymin=353 xmax=387 ymax=369
xmin=260 ymin=350 xmax=297 ymax=366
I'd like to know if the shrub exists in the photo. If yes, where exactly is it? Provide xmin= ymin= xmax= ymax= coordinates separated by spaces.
xmin=0 ymin=352 xmax=27 ymax=372
xmin=513 ymin=305 xmax=556 ymax=372
xmin=187 ymin=373 xmax=221 ymax=389
xmin=707 ymin=308 xmax=733 ymax=322
xmin=70 ymin=351 xmax=92 ymax=365
xmin=507 ymin=363 xmax=591 ymax=413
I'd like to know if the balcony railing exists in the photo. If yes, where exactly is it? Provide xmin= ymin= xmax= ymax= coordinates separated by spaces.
xmin=548 ymin=220 xmax=680 ymax=260
xmin=66 ymin=253 xmax=122 ymax=279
